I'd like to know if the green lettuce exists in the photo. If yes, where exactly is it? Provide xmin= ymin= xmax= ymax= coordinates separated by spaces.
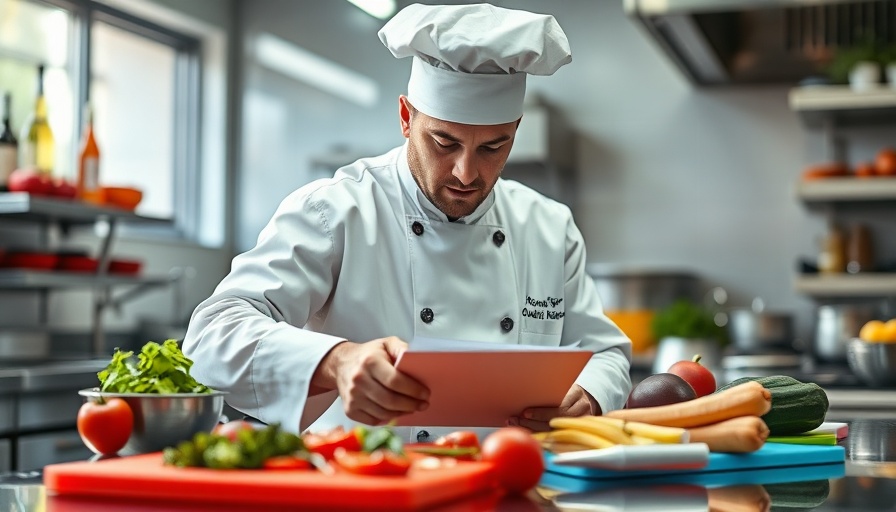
xmin=98 ymin=339 xmax=211 ymax=394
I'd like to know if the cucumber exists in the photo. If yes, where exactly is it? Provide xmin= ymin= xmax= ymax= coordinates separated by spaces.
xmin=716 ymin=375 xmax=829 ymax=435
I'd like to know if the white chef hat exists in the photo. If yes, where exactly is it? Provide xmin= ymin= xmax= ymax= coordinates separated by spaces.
xmin=378 ymin=3 xmax=571 ymax=125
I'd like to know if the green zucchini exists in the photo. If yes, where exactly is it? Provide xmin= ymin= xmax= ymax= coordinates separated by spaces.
xmin=764 ymin=479 xmax=830 ymax=509
xmin=716 ymin=375 xmax=829 ymax=435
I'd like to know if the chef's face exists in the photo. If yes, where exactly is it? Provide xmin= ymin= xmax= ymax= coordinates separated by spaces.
xmin=400 ymin=96 xmax=519 ymax=221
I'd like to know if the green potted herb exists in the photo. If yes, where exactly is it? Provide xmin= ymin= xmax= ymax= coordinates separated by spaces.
xmin=650 ymin=299 xmax=727 ymax=375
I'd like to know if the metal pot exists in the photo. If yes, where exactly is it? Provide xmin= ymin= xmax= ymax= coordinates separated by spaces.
xmin=727 ymin=309 xmax=795 ymax=353
xmin=586 ymin=264 xmax=699 ymax=311
xmin=815 ymin=304 xmax=879 ymax=362
xmin=587 ymin=265 xmax=699 ymax=354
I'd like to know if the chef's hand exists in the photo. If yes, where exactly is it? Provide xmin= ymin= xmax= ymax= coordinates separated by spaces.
xmin=508 ymin=384 xmax=600 ymax=432
xmin=313 ymin=337 xmax=430 ymax=426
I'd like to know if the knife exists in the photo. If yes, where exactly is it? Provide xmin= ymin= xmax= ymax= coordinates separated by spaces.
xmin=550 ymin=443 xmax=710 ymax=471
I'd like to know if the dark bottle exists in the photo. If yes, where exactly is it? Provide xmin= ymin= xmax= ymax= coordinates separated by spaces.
xmin=0 ymin=91 xmax=17 ymax=188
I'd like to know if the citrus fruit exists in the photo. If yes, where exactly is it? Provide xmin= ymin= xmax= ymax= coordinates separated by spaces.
xmin=859 ymin=320 xmax=887 ymax=342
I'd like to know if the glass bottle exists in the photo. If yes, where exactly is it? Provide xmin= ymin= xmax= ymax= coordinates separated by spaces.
xmin=77 ymin=103 xmax=102 ymax=203
xmin=0 ymin=92 xmax=17 ymax=186
xmin=19 ymin=64 xmax=55 ymax=175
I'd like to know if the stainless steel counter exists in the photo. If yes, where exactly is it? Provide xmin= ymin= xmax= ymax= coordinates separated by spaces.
xmin=0 ymin=419 xmax=894 ymax=510
xmin=0 ymin=358 xmax=109 ymax=472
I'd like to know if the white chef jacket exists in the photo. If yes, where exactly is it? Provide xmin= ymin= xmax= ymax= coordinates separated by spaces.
xmin=183 ymin=142 xmax=632 ymax=442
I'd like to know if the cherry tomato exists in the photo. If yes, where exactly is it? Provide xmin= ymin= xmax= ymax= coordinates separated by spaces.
xmin=333 ymin=448 xmax=411 ymax=476
xmin=77 ymin=397 xmax=134 ymax=455
xmin=480 ymin=427 xmax=544 ymax=493
xmin=667 ymin=355 xmax=717 ymax=397
xmin=262 ymin=455 xmax=312 ymax=470
xmin=212 ymin=420 xmax=256 ymax=441
xmin=303 ymin=426 xmax=363 ymax=460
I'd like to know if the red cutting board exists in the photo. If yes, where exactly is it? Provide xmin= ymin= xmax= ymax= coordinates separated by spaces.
xmin=44 ymin=453 xmax=497 ymax=510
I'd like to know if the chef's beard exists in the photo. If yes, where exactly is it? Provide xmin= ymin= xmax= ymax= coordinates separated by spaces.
xmin=406 ymin=143 xmax=493 ymax=221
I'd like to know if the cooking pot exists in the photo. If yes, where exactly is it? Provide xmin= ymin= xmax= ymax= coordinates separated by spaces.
xmin=814 ymin=304 xmax=879 ymax=362
xmin=727 ymin=309 xmax=795 ymax=353
xmin=586 ymin=265 xmax=699 ymax=354
xmin=586 ymin=264 xmax=699 ymax=311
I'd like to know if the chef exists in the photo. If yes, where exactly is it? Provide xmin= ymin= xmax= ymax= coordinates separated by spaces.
xmin=183 ymin=3 xmax=632 ymax=442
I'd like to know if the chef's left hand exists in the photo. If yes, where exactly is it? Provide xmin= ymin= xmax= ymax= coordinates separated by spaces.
xmin=509 ymin=384 xmax=600 ymax=432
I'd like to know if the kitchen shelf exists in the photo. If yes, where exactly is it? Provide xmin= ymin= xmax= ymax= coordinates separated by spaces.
xmin=0 ymin=192 xmax=169 ymax=226
xmin=0 ymin=270 xmax=170 ymax=289
xmin=794 ymin=273 xmax=896 ymax=298
xmin=797 ymin=178 xmax=896 ymax=203
xmin=0 ymin=192 xmax=175 ymax=357
xmin=789 ymin=85 xmax=896 ymax=128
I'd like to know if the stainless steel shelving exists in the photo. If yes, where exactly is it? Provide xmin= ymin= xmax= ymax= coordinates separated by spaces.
xmin=790 ymin=86 xmax=896 ymax=300
xmin=789 ymin=85 xmax=896 ymax=128
xmin=794 ymin=274 xmax=896 ymax=298
xmin=797 ymin=178 xmax=896 ymax=203
xmin=0 ymin=193 xmax=174 ymax=356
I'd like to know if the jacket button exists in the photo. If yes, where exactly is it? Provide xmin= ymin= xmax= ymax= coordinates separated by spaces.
xmin=501 ymin=317 xmax=514 ymax=332
xmin=412 ymin=221 xmax=425 ymax=236
xmin=417 ymin=430 xmax=430 ymax=442
xmin=420 ymin=308 xmax=434 ymax=323
xmin=492 ymin=230 xmax=505 ymax=247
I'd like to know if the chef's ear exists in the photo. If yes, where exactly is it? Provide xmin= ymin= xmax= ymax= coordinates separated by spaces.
xmin=399 ymin=95 xmax=414 ymax=138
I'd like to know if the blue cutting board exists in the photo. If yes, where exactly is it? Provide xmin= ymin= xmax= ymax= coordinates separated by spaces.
xmin=545 ymin=443 xmax=845 ymax=480
xmin=541 ymin=461 xmax=845 ymax=493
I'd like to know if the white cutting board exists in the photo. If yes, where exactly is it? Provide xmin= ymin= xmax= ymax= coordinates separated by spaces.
xmin=809 ymin=422 xmax=849 ymax=439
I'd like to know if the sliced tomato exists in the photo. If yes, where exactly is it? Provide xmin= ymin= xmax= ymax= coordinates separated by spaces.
xmin=435 ymin=430 xmax=480 ymax=450
xmin=212 ymin=420 xmax=255 ymax=442
xmin=333 ymin=448 xmax=411 ymax=476
xmin=303 ymin=426 xmax=363 ymax=460
xmin=262 ymin=455 xmax=312 ymax=470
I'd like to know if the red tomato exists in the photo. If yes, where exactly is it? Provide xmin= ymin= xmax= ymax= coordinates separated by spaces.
xmin=480 ymin=427 xmax=544 ymax=493
xmin=333 ymin=448 xmax=411 ymax=476
xmin=262 ymin=455 xmax=312 ymax=470
xmin=77 ymin=398 xmax=134 ymax=455
xmin=212 ymin=420 xmax=255 ymax=442
xmin=435 ymin=430 xmax=480 ymax=450
xmin=303 ymin=427 xmax=363 ymax=460
xmin=875 ymin=148 xmax=896 ymax=176
xmin=667 ymin=355 xmax=717 ymax=397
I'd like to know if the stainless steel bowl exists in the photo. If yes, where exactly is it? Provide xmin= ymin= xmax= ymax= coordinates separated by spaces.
xmin=79 ymin=388 xmax=226 ymax=454
xmin=846 ymin=339 xmax=896 ymax=387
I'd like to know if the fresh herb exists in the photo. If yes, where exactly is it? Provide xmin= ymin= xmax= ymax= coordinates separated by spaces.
xmin=163 ymin=423 xmax=305 ymax=469
xmin=98 ymin=339 xmax=211 ymax=394
xmin=357 ymin=423 xmax=404 ymax=455
xmin=651 ymin=300 xmax=728 ymax=344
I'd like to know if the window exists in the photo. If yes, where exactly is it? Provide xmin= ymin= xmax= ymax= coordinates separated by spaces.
xmin=0 ymin=0 xmax=74 ymax=177
xmin=0 ymin=0 xmax=200 ymax=231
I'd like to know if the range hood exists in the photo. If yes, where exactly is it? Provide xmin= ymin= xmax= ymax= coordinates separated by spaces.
xmin=625 ymin=0 xmax=896 ymax=86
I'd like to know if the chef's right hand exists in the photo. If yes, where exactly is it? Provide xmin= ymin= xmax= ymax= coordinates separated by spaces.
xmin=329 ymin=337 xmax=430 ymax=425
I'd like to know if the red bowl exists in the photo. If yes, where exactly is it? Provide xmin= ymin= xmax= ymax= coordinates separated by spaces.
xmin=109 ymin=259 xmax=143 ymax=275
xmin=57 ymin=255 xmax=100 ymax=273
xmin=1 ymin=252 xmax=59 ymax=270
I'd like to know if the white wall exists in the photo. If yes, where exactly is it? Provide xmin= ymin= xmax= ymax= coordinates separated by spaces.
xmin=233 ymin=0 xmax=896 ymax=345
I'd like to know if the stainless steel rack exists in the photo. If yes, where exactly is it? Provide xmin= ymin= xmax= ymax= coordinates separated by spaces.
xmin=0 ymin=192 xmax=175 ymax=356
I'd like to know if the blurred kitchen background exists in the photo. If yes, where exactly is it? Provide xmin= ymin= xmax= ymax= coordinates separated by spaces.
xmin=1 ymin=0 xmax=896 ymax=470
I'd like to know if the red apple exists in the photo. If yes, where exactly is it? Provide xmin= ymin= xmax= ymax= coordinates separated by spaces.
xmin=7 ymin=168 xmax=53 ymax=196
xmin=51 ymin=179 xmax=78 ymax=199
xmin=667 ymin=355 xmax=716 ymax=397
